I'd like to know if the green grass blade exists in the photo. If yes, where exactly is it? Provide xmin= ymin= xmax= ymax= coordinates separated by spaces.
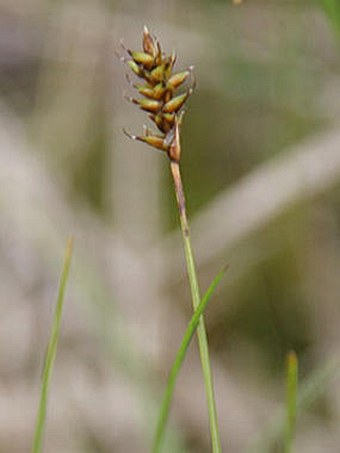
xmin=152 ymin=265 xmax=228 ymax=453
xmin=284 ymin=351 xmax=298 ymax=453
xmin=246 ymin=357 xmax=340 ymax=453
xmin=320 ymin=0 xmax=340 ymax=37
xmin=32 ymin=237 xmax=74 ymax=453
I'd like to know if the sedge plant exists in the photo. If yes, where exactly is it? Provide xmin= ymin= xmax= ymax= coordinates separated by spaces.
xmin=32 ymin=237 xmax=74 ymax=453
xmin=121 ymin=27 xmax=222 ymax=452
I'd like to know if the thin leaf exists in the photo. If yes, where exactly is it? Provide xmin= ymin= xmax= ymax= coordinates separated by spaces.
xmin=247 ymin=357 xmax=340 ymax=453
xmin=152 ymin=265 xmax=228 ymax=453
xmin=32 ymin=237 xmax=74 ymax=453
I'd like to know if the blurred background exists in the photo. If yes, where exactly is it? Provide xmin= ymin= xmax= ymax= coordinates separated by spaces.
xmin=1 ymin=0 xmax=340 ymax=451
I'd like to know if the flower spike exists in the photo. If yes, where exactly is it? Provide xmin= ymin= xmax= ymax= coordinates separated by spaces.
xmin=122 ymin=27 xmax=194 ymax=161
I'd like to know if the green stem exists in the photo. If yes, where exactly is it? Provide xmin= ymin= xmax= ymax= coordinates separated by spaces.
xmin=170 ymin=160 xmax=222 ymax=453
xmin=284 ymin=351 xmax=298 ymax=453
xmin=247 ymin=358 xmax=340 ymax=453
xmin=320 ymin=0 xmax=340 ymax=38
xmin=32 ymin=237 xmax=74 ymax=453
xmin=153 ymin=266 xmax=227 ymax=453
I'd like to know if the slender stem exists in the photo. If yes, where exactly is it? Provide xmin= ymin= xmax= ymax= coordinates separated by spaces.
xmin=170 ymin=159 xmax=222 ymax=453
xmin=32 ymin=237 xmax=74 ymax=453
xmin=247 ymin=358 xmax=339 ymax=453
xmin=153 ymin=266 xmax=227 ymax=453
xmin=284 ymin=351 xmax=298 ymax=453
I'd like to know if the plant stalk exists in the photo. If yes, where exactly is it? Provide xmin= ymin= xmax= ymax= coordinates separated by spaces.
xmin=32 ymin=237 xmax=74 ymax=453
xmin=170 ymin=158 xmax=222 ymax=453
xmin=153 ymin=266 xmax=227 ymax=453
xmin=284 ymin=351 xmax=298 ymax=453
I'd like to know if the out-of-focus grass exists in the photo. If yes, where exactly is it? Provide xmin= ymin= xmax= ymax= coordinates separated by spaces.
xmin=247 ymin=358 xmax=340 ymax=452
xmin=32 ymin=237 xmax=74 ymax=453
xmin=284 ymin=351 xmax=298 ymax=453
xmin=320 ymin=0 xmax=340 ymax=37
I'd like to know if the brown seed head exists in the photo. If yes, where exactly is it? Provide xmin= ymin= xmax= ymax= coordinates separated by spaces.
xmin=122 ymin=27 xmax=194 ymax=162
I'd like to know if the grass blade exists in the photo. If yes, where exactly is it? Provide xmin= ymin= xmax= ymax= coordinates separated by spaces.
xmin=320 ymin=0 xmax=340 ymax=37
xmin=152 ymin=265 xmax=228 ymax=453
xmin=32 ymin=237 xmax=74 ymax=453
xmin=284 ymin=351 xmax=298 ymax=453
xmin=247 ymin=357 xmax=340 ymax=453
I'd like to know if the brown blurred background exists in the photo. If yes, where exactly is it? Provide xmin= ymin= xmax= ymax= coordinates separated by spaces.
xmin=1 ymin=0 xmax=340 ymax=451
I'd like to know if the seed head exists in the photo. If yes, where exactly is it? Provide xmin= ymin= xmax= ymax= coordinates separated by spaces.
xmin=122 ymin=26 xmax=194 ymax=162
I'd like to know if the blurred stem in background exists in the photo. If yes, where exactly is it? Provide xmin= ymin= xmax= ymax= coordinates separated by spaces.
xmin=320 ymin=0 xmax=340 ymax=37
xmin=247 ymin=358 xmax=340 ymax=452
xmin=32 ymin=237 xmax=74 ymax=453
xmin=284 ymin=351 xmax=298 ymax=453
